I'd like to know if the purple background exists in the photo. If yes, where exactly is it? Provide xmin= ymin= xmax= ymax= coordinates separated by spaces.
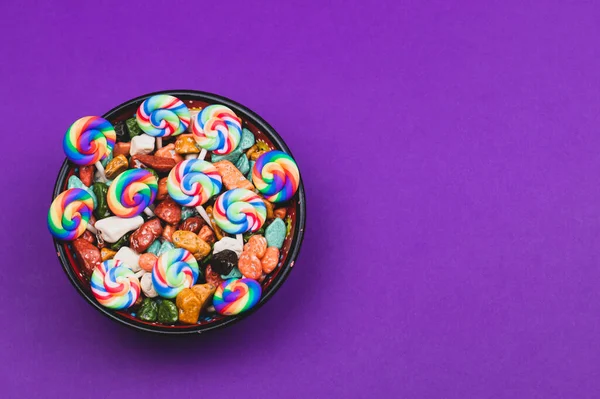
xmin=1 ymin=0 xmax=599 ymax=397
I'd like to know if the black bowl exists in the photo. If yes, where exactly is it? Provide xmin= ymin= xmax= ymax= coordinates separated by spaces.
xmin=52 ymin=90 xmax=306 ymax=334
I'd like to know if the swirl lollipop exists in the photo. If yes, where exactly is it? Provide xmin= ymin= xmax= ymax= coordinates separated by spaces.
xmin=192 ymin=104 xmax=242 ymax=159
xmin=252 ymin=150 xmax=300 ymax=203
xmin=214 ymin=188 xmax=267 ymax=244
xmin=213 ymin=278 xmax=262 ymax=315
xmin=107 ymin=169 xmax=158 ymax=218
xmin=63 ymin=116 xmax=116 ymax=181
xmin=152 ymin=248 xmax=199 ymax=298
xmin=136 ymin=94 xmax=190 ymax=148
xmin=91 ymin=259 xmax=141 ymax=310
xmin=167 ymin=159 xmax=222 ymax=225
xmin=48 ymin=188 xmax=97 ymax=241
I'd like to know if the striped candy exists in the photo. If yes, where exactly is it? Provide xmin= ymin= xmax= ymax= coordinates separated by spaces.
xmin=47 ymin=188 xmax=94 ymax=241
xmin=213 ymin=189 xmax=267 ymax=234
xmin=213 ymin=278 xmax=262 ymax=315
xmin=107 ymin=169 xmax=157 ymax=218
xmin=252 ymin=150 xmax=300 ymax=203
xmin=192 ymin=104 xmax=242 ymax=155
xmin=63 ymin=116 xmax=116 ymax=165
xmin=167 ymin=159 xmax=222 ymax=206
xmin=136 ymin=95 xmax=190 ymax=137
xmin=91 ymin=259 xmax=141 ymax=310
xmin=152 ymin=248 xmax=199 ymax=298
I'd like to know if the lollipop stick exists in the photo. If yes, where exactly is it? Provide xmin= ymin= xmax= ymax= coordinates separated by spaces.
xmin=94 ymin=161 xmax=107 ymax=182
xmin=143 ymin=207 xmax=155 ymax=217
xmin=156 ymin=137 xmax=163 ymax=149
xmin=197 ymin=149 xmax=207 ymax=160
xmin=185 ymin=154 xmax=197 ymax=160
xmin=195 ymin=206 xmax=212 ymax=226
xmin=236 ymin=234 xmax=244 ymax=246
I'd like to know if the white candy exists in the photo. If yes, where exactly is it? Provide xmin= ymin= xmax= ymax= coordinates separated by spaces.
xmin=130 ymin=134 xmax=155 ymax=156
xmin=213 ymin=237 xmax=243 ymax=257
xmin=140 ymin=273 xmax=158 ymax=298
xmin=113 ymin=247 xmax=141 ymax=272
xmin=95 ymin=216 xmax=144 ymax=243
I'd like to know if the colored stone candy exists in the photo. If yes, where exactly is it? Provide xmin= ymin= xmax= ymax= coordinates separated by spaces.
xmin=265 ymin=218 xmax=286 ymax=249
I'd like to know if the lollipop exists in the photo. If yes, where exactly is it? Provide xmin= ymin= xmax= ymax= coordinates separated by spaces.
xmin=167 ymin=159 xmax=222 ymax=225
xmin=91 ymin=259 xmax=141 ymax=310
xmin=63 ymin=116 xmax=116 ymax=181
xmin=48 ymin=188 xmax=97 ymax=241
xmin=214 ymin=188 xmax=267 ymax=244
xmin=152 ymin=248 xmax=199 ymax=298
xmin=191 ymin=104 xmax=242 ymax=159
xmin=213 ymin=278 xmax=262 ymax=316
xmin=107 ymin=169 xmax=158 ymax=218
xmin=136 ymin=94 xmax=190 ymax=148
xmin=252 ymin=150 xmax=300 ymax=203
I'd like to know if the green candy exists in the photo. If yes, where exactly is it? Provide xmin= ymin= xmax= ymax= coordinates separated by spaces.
xmin=235 ymin=154 xmax=250 ymax=175
xmin=91 ymin=182 xmax=109 ymax=219
xmin=181 ymin=207 xmax=198 ymax=220
xmin=147 ymin=240 xmax=161 ymax=255
xmin=157 ymin=300 xmax=178 ymax=324
xmin=246 ymin=160 xmax=255 ymax=181
xmin=68 ymin=175 xmax=97 ymax=208
xmin=265 ymin=218 xmax=286 ymax=249
xmin=211 ymin=145 xmax=243 ymax=164
xmin=126 ymin=117 xmax=142 ymax=139
xmin=100 ymin=151 xmax=113 ymax=168
xmin=240 ymin=128 xmax=255 ymax=150
xmin=157 ymin=241 xmax=175 ymax=256
xmin=221 ymin=266 xmax=242 ymax=280
xmin=110 ymin=232 xmax=131 ymax=251
xmin=138 ymin=298 xmax=158 ymax=322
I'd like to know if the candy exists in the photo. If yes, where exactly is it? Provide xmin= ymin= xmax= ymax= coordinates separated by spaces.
xmin=252 ymin=150 xmax=300 ymax=203
xmin=174 ymin=134 xmax=200 ymax=154
xmin=72 ymin=238 xmax=101 ymax=278
xmin=274 ymin=207 xmax=287 ymax=219
xmin=176 ymin=288 xmax=202 ymax=324
xmin=244 ymin=235 xmax=267 ymax=258
xmin=181 ymin=206 xmax=198 ymax=220
xmin=213 ymin=160 xmax=254 ymax=191
xmin=213 ymin=278 xmax=261 ymax=316
xmin=235 ymin=154 xmax=250 ymax=176
xmin=157 ymin=240 xmax=175 ymax=256
xmin=136 ymin=95 xmax=190 ymax=148
xmin=221 ymin=266 xmax=243 ymax=280
xmin=154 ymin=197 xmax=182 ymax=225
xmin=113 ymin=142 xmax=131 ymax=158
xmin=179 ymin=216 xmax=205 ymax=234
xmin=130 ymin=218 xmax=163 ymax=253
xmin=104 ymin=154 xmax=128 ymax=180
xmin=139 ymin=253 xmax=158 ymax=272
xmin=152 ymin=248 xmax=199 ymax=298
xmin=126 ymin=117 xmax=142 ymax=139
xmin=213 ymin=237 xmax=243 ymax=257
xmin=138 ymin=298 xmax=158 ymax=322
xmin=191 ymin=284 xmax=217 ymax=311
xmin=211 ymin=250 xmax=237 ymax=275
xmin=95 ymin=215 xmax=144 ymax=243
xmin=91 ymin=182 xmax=109 ymax=219
xmin=107 ymin=169 xmax=158 ymax=218
xmin=172 ymin=230 xmax=211 ymax=261
xmin=131 ymin=154 xmax=176 ymax=173
xmin=192 ymin=104 xmax=242 ymax=157
xmin=240 ymin=128 xmax=255 ymax=150
xmin=63 ymin=117 xmax=116 ymax=174
xmin=91 ymin=259 xmax=140 ymax=310
xmin=263 ymin=199 xmax=274 ymax=219
xmin=101 ymin=247 xmax=117 ymax=262
xmin=161 ymin=224 xmax=176 ymax=242
xmin=67 ymin=175 xmax=97 ymax=208
xmin=237 ymin=251 xmax=262 ymax=280
xmin=140 ymin=273 xmax=158 ymax=298
xmin=204 ymin=265 xmax=224 ymax=287
xmin=79 ymin=165 xmax=94 ymax=187
xmin=211 ymin=145 xmax=244 ymax=164
xmin=155 ymin=143 xmax=184 ymax=163
xmin=113 ymin=246 xmax=141 ymax=273
xmin=213 ymin=188 xmax=267 ymax=235
xmin=48 ymin=188 xmax=95 ymax=241
xmin=157 ymin=300 xmax=178 ymax=324
xmin=146 ymin=239 xmax=161 ymax=255
xmin=114 ymin=120 xmax=130 ymax=142
xmin=265 ymin=218 xmax=286 ymax=249
xmin=157 ymin=177 xmax=168 ymax=201
xmin=261 ymin=247 xmax=280 ymax=274
xmin=198 ymin=225 xmax=216 ymax=245
xmin=129 ymin=134 xmax=155 ymax=156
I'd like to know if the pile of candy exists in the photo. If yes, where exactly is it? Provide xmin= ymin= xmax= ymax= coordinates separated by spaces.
xmin=48 ymin=95 xmax=300 ymax=325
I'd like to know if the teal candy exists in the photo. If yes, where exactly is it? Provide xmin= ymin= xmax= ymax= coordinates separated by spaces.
xmin=126 ymin=117 xmax=142 ymax=139
xmin=68 ymin=175 xmax=97 ymax=208
xmin=100 ymin=151 xmax=113 ymax=168
xmin=235 ymin=154 xmax=250 ymax=175
xmin=157 ymin=241 xmax=175 ymax=256
xmin=181 ymin=207 xmax=198 ymax=220
xmin=147 ymin=240 xmax=161 ymax=255
xmin=221 ymin=266 xmax=242 ymax=280
xmin=246 ymin=160 xmax=255 ymax=181
xmin=240 ymin=128 xmax=255 ymax=150
xmin=265 ymin=218 xmax=286 ymax=249
xmin=211 ymin=145 xmax=243 ymax=164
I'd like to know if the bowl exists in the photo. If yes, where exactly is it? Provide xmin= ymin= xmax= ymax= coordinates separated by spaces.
xmin=51 ymin=90 xmax=306 ymax=334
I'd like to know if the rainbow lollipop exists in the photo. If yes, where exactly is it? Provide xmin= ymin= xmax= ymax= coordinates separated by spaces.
xmin=152 ymin=248 xmax=199 ymax=298
xmin=48 ymin=188 xmax=97 ymax=241
xmin=91 ymin=259 xmax=141 ymax=310
xmin=252 ymin=150 xmax=300 ymax=203
xmin=214 ymin=188 xmax=267 ymax=244
xmin=136 ymin=94 xmax=190 ymax=148
xmin=167 ymin=159 xmax=222 ymax=225
xmin=63 ymin=116 xmax=116 ymax=181
xmin=107 ymin=169 xmax=158 ymax=218
xmin=213 ymin=278 xmax=262 ymax=316
xmin=191 ymin=104 xmax=242 ymax=159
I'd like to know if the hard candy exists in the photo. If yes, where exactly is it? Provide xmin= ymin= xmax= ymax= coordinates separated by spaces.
xmin=161 ymin=224 xmax=176 ymax=242
xmin=139 ymin=253 xmax=158 ymax=272
xmin=210 ymin=249 xmax=237 ymax=275
xmin=110 ymin=232 xmax=131 ymax=251
xmin=68 ymin=175 xmax=97 ymax=208
xmin=79 ymin=165 xmax=94 ymax=187
xmin=154 ymin=197 xmax=181 ymax=225
xmin=250 ymin=150 xmax=266 ymax=161
xmin=113 ymin=246 xmax=141 ymax=272
xmin=213 ymin=160 xmax=254 ymax=191
xmin=191 ymin=284 xmax=216 ymax=309
xmin=129 ymin=134 xmax=155 ymax=156
xmin=157 ymin=300 xmax=178 ymax=324
xmin=176 ymin=288 xmax=202 ymax=324
xmin=100 ymin=247 xmax=117 ymax=262
xmin=211 ymin=145 xmax=243 ymax=164
xmin=146 ymin=239 xmax=161 ymax=255
xmin=113 ymin=142 xmax=131 ymax=158
xmin=140 ymin=273 xmax=158 ymax=298
xmin=235 ymin=154 xmax=250 ymax=175
xmin=221 ymin=266 xmax=243 ymax=280
xmin=81 ymin=230 xmax=96 ymax=244
xmin=95 ymin=215 xmax=144 ymax=243
xmin=91 ymin=182 xmax=109 ymax=219
xmin=157 ymin=240 xmax=175 ymax=256
xmin=181 ymin=207 xmax=197 ymax=220
xmin=100 ymin=151 xmax=113 ymax=168
xmin=246 ymin=160 xmax=255 ymax=181
xmin=239 ymin=128 xmax=255 ymax=150
xmin=198 ymin=225 xmax=216 ymax=245
xmin=263 ymin=198 xmax=274 ymax=219
xmin=238 ymin=251 xmax=262 ymax=280
xmin=138 ymin=298 xmax=158 ymax=321
xmin=265 ymin=218 xmax=286 ymax=249
xmin=104 ymin=154 xmax=128 ymax=180
xmin=125 ymin=117 xmax=142 ymax=139
xmin=130 ymin=218 xmax=163 ymax=253
xmin=172 ymin=230 xmax=211 ymax=260
xmin=155 ymin=143 xmax=184 ymax=163
xmin=157 ymin=177 xmax=168 ymax=201
xmin=274 ymin=207 xmax=287 ymax=219
xmin=114 ymin=120 xmax=130 ymax=142
xmin=72 ymin=238 xmax=101 ymax=278
xmin=213 ymin=237 xmax=243 ymax=257
xmin=174 ymin=134 xmax=200 ymax=154
xmin=261 ymin=247 xmax=280 ymax=274
xmin=131 ymin=154 xmax=176 ymax=173
xmin=204 ymin=265 xmax=224 ymax=287
xmin=179 ymin=216 xmax=205 ymax=234
xmin=205 ymin=206 xmax=224 ymax=240
xmin=244 ymin=235 xmax=267 ymax=258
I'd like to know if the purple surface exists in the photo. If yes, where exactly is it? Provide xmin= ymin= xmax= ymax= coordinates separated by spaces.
xmin=1 ymin=0 xmax=599 ymax=397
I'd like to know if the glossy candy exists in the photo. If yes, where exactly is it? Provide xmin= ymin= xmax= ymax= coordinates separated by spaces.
xmin=213 ymin=189 xmax=267 ymax=234
xmin=213 ymin=278 xmax=261 ymax=315
xmin=107 ymin=169 xmax=158 ymax=218
xmin=167 ymin=159 xmax=222 ymax=206
xmin=90 ymin=259 xmax=140 ymax=310
xmin=136 ymin=95 xmax=190 ymax=137
xmin=152 ymin=248 xmax=199 ymax=298
xmin=192 ymin=104 xmax=242 ymax=155
xmin=63 ymin=116 xmax=116 ymax=165
xmin=48 ymin=188 xmax=94 ymax=241
xmin=252 ymin=150 xmax=300 ymax=203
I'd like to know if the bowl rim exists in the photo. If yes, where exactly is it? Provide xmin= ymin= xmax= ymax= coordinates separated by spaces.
xmin=52 ymin=89 xmax=306 ymax=334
